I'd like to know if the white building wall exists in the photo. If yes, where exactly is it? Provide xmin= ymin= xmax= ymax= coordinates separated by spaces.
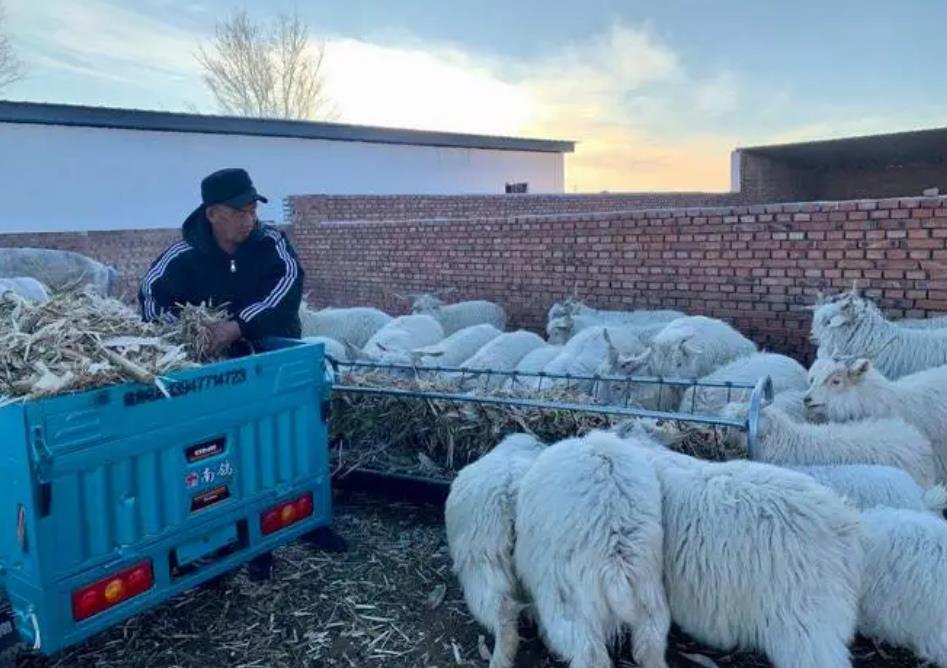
xmin=0 ymin=122 xmax=565 ymax=233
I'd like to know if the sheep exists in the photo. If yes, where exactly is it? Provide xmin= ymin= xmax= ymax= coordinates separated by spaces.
xmin=678 ymin=352 xmax=808 ymax=416
xmin=545 ymin=297 xmax=683 ymax=344
xmin=649 ymin=315 xmax=757 ymax=379
xmin=616 ymin=431 xmax=863 ymax=668
xmin=409 ymin=323 xmax=503 ymax=368
xmin=897 ymin=314 xmax=947 ymax=329
xmin=407 ymin=290 xmax=506 ymax=335
xmin=721 ymin=403 xmax=937 ymax=487
xmin=0 ymin=247 xmax=117 ymax=296
xmin=858 ymin=507 xmax=947 ymax=667
xmin=299 ymin=304 xmax=393 ymax=349
xmin=804 ymin=355 xmax=947 ymax=479
xmin=453 ymin=331 xmax=546 ymax=390
xmin=514 ymin=431 xmax=670 ymax=668
xmin=0 ymin=277 xmax=49 ymax=303
xmin=789 ymin=464 xmax=947 ymax=514
xmin=502 ymin=344 xmax=563 ymax=391
xmin=810 ymin=286 xmax=947 ymax=378
xmin=594 ymin=317 xmax=756 ymax=411
xmin=538 ymin=325 xmax=650 ymax=395
xmin=444 ymin=433 xmax=545 ymax=668
xmin=302 ymin=335 xmax=348 ymax=363
xmin=347 ymin=314 xmax=445 ymax=366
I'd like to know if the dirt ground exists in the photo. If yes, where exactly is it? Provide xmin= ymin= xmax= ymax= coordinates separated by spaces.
xmin=15 ymin=490 xmax=926 ymax=668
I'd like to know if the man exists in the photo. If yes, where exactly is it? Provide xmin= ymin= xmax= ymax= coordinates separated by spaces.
xmin=139 ymin=168 xmax=303 ymax=355
xmin=139 ymin=169 xmax=345 ymax=576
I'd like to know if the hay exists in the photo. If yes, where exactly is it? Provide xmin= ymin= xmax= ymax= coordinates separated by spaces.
xmin=331 ymin=370 xmax=614 ymax=478
xmin=330 ymin=370 xmax=742 ymax=479
xmin=0 ymin=290 xmax=230 ymax=402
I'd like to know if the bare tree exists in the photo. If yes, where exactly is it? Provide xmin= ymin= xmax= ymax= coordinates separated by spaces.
xmin=196 ymin=9 xmax=335 ymax=120
xmin=0 ymin=0 xmax=24 ymax=93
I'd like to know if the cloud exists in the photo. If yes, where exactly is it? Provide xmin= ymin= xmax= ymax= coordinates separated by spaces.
xmin=5 ymin=3 xmax=747 ymax=191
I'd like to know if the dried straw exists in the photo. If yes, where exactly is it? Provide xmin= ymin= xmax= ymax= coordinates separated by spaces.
xmin=330 ymin=370 xmax=734 ymax=479
xmin=331 ymin=370 xmax=612 ymax=478
xmin=0 ymin=290 xmax=230 ymax=402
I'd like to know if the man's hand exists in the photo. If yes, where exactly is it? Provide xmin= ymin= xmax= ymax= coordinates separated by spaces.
xmin=207 ymin=320 xmax=243 ymax=357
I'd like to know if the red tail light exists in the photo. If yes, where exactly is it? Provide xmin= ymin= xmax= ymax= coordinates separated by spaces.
xmin=72 ymin=561 xmax=154 ymax=621
xmin=260 ymin=492 xmax=313 ymax=536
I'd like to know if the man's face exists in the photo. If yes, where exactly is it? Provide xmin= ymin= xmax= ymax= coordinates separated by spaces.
xmin=208 ymin=202 xmax=257 ymax=247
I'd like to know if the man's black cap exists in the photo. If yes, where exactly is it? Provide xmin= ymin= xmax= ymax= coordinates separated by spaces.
xmin=201 ymin=168 xmax=269 ymax=208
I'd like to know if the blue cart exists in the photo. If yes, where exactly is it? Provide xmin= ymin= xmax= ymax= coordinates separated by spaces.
xmin=0 ymin=339 xmax=333 ymax=661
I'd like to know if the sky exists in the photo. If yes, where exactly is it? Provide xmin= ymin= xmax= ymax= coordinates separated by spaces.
xmin=3 ymin=0 xmax=946 ymax=192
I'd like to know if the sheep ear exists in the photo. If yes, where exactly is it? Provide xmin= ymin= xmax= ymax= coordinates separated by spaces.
xmin=827 ymin=314 xmax=850 ymax=329
xmin=678 ymin=336 xmax=703 ymax=356
xmin=849 ymin=358 xmax=871 ymax=379
xmin=603 ymin=329 xmax=619 ymax=367
xmin=619 ymin=348 xmax=651 ymax=370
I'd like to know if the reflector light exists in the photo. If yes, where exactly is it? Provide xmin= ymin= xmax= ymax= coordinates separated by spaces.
xmin=72 ymin=560 xmax=154 ymax=621
xmin=260 ymin=492 xmax=314 ymax=536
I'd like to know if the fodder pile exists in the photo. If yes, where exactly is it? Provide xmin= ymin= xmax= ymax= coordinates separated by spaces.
xmin=0 ymin=290 xmax=229 ymax=402
xmin=330 ymin=369 xmax=738 ymax=479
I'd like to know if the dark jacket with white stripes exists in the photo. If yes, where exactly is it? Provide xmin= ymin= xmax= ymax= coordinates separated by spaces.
xmin=138 ymin=205 xmax=303 ymax=341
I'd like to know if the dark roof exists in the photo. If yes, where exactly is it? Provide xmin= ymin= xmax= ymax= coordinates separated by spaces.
xmin=0 ymin=100 xmax=575 ymax=154
xmin=737 ymin=126 xmax=947 ymax=168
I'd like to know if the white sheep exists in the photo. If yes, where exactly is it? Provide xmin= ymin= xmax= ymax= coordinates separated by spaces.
xmin=618 ymin=431 xmax=863 ymax=668
xmin=649 ymin=315 xmax=757 ymax=379
xmin=858 ymin=507 xmax=947 ymax=667
xmin=538 ymin=325 xmax=650 ymax=395
xmin=678 ymin=352 xmax=808 ymax=416
xmin=409 ymin=323 xmax=503 ymax=368
xmin=0 ymin=247 xmax=117 ymax=296
xmin=804 ymin=356 xmax=947 ymax=479
xmin=350 ymin=314 xmax=445 ymax=366
xmin=514 ymin=431 xmax=671 ymax=668
xmin=594 ymin=317 xmax=756 ymax=411
xmin=453 ymin=331 xmax=546 ymax=390
xmin=502 ymin=344 xmax=564 ymax=392
xmin=408 ymin=291 xmax=507 ymax=335
xmin=299 ymin=304 xmax=393 ymax=349
xmin=302 ymin=335 xmax=348 ymax=363
xmin=723 ymin=403 xmax=937 ymax=487
xmin=445 ymin=433 xmax=545 ymax=668
xmin=811 ymin=287 xmax=947 ymax=378
xmin=0 ymin=277 xmax=50 ymax=303
xmin=789 ymin=464 xmax=947 ymax=514
xmin=545 ymin=298 xmax=683 ymax=344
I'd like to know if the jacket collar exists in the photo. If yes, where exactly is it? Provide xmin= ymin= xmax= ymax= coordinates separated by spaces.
xmin=181 ymin=204 xmax=264 ymax=256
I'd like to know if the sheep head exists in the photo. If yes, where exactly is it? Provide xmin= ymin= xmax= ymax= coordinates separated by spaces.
xmin=409 ymin=293 xmax=444 ymax=314
xmin=546 ymin=314 xmax=574 ymax=345
xmin=803 ymin=355 xmax=878 ymax=423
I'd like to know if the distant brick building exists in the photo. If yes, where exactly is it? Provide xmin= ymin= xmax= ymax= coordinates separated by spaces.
xmin=734 ymin=127 xmax=947 ymax=202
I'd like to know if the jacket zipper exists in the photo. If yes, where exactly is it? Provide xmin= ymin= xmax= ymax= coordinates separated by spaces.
xmin=230 ymin=259 xmax=237 ymax=273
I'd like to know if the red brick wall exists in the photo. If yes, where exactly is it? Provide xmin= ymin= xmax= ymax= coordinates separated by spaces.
xmin=0 ymin=229 xmax=179 ymax=300
xmin=293 ymin=196 xmax=947 ymax=362
xmin=288 ymin=192 xmax=746 ymax=225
